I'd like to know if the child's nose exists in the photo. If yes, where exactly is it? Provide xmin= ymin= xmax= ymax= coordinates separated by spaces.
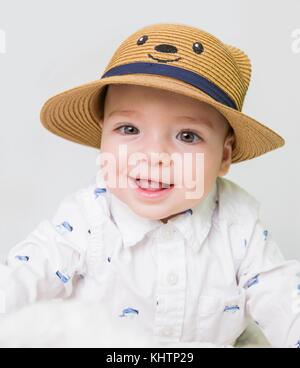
xmin=142 ymin=142 xmax=172 ymax=166
xmin=144 ymin=135 xmax=168 ymax=151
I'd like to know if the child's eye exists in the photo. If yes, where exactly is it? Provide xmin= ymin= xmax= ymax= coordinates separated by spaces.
xmin=176 ymin=130 xmax=202 ymax=144
xmin=115 ymin=124 xmax=139 ymax=135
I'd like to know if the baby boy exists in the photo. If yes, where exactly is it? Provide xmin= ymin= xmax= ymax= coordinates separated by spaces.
xmin=1 ymin=23 xmax=299 ymax=348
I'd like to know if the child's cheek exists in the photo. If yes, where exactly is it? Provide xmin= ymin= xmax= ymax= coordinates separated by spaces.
xmin=172 ymin=169 xmax=202 ymax=202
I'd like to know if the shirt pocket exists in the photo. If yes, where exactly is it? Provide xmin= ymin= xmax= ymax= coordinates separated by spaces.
xmin=195 ymin=289 xmax=247 ymax=345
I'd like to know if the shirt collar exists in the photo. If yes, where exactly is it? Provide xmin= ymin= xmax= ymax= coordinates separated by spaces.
xmin=109 ymin=193 xmax=162 ymax=247
xmin=168 ymin=180 xmax=219 ymax=252
xmin=95 ymin=162 xmax=160 ymax=245
xmin=95 ymin=154 xmax=219 ymax=253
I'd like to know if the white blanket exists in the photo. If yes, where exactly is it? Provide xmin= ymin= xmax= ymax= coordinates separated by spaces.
xmin=0 ymin=300 xmax=236 ymax=348
xmin=0 ymin=299 xmax=271 ymax=348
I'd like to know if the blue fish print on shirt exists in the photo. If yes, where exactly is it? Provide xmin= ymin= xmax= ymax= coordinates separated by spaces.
xmin=244 ymin=274 xmax=260 ymax=289
xmin=15 ymin=255 xmax=29 ymax=262
xmin=94 ymin=188 xmax=107 ymax=199
xmin=224 ymin=305 xmax=240 ymax=313
xmin=295 ymin=340 xmax=300 ymax=349
xmin=243 ymin=238 xmax=247 ymax=247
xmin=263 ymin=229 xmax=268 ymax=241
xmin=119 ymin=307 xmax=139 ymax=318
xmin=56 ymin=271 xmax=71 ymax=284
xmin=56 ymin=221 xmax=73 ymax=234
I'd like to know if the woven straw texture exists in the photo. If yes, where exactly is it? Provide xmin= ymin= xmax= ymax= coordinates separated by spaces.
xmin=40 ymin=23 xmax=285 ymax=163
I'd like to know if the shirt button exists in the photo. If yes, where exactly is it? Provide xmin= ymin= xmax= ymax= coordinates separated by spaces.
xmin=167 ymin=272 xmax=178 ymax=286
xmin=162 ymin=326 xmax=173 ymax=337
xmin=164 ymin=227 xmax=175 ymax=240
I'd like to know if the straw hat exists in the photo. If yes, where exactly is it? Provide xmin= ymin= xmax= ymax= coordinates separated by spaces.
xmin=40 ymin=23 xmax=285 ymax=163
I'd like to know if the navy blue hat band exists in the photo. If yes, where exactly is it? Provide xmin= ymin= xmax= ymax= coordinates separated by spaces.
xmin=101 ymin=62 xmax=238 ymax=110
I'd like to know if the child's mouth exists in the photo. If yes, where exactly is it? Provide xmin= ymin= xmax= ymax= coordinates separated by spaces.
xmin=135 ymin=178 xmax=173 ymax=190
xmin=131 ymin=177 xmax=175 ymax=198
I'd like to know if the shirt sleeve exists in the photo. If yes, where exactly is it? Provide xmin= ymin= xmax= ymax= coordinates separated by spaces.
xmin=237 ymin=217 xmax=300 ymax=348
xmin=0 ymin=191 xmax=88 ymax=314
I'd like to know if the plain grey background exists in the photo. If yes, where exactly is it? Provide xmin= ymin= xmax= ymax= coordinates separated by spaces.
xmin=0 ymin=0 xmax=299 ymax=260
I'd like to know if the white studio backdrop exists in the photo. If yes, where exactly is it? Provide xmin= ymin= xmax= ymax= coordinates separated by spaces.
xmin=0 ymin=0 xmax=299 ymax=260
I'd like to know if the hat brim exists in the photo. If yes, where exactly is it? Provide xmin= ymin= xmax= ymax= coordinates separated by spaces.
xmin=40 ymin=74 xmax=285 ymax=163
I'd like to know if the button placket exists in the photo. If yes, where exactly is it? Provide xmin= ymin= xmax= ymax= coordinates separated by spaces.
xmin=154 ymin=229 xmax=186 ymax=341
xmin=167 ymin=272 xmax=179 ymax=286
xmin=164 ymin=228 xmax=174 ymax=240
xmin=162 ymin=326 xmax=173 ymax=337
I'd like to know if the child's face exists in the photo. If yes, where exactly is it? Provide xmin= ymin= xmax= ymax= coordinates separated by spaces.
xmin=99 ymin=84 xmax=234 ymax=223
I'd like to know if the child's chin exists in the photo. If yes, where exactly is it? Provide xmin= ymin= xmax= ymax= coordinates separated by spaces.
xmin=113 ymin=185 xmax=183 ymax=219
xmin=127 ymin=201 xmax=178 ymax=221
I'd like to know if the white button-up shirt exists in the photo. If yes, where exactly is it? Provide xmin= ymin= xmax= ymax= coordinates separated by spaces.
xmin=1 ymin=169 xmax=300 ymax=348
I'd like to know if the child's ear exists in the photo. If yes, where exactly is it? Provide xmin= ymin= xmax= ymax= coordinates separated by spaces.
xmin=218 ymin=133 xmax=235 ymax=177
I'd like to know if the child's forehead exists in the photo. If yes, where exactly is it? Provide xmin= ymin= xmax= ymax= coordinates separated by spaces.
xmin=104 ymin=84 xmax=229 ymax=131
